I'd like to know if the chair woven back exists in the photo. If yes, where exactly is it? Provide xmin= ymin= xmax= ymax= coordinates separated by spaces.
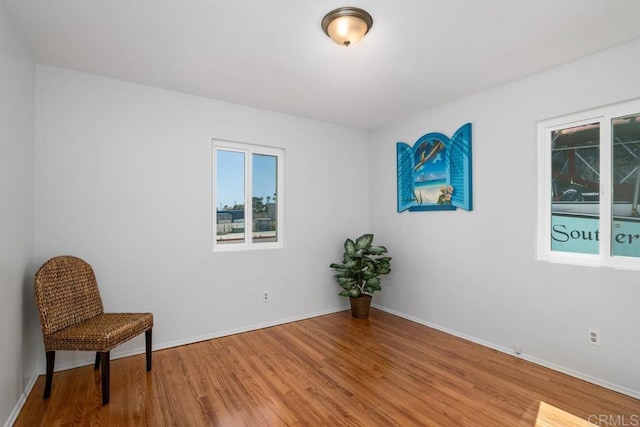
xmin=34 ymin=255 xmax=104 ymax=336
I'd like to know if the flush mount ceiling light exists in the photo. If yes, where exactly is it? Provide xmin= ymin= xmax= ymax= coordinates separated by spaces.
xmin=321 ymin=7 xmax=373 ymax=47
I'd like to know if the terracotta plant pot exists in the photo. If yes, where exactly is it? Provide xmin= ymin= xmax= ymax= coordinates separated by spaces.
xmin=349 ymin=294 xmax=372 ymax=319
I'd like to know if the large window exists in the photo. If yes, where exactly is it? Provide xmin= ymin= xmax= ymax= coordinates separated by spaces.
xmin=213 ymin=139 xmax=284 ymax=251
xmin=537 ymin=99 xmax=640 ymax=268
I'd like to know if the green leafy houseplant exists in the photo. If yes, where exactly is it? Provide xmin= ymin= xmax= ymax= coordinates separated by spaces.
xmin=329 ymin=234 xmax=391 ymax=298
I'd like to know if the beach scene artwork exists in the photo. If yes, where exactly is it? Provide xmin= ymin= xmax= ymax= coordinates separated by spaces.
xmin=396 ymin=123 xmax=473 ymax=212
xmin=413 ymin=138 xmax=448 ymax=205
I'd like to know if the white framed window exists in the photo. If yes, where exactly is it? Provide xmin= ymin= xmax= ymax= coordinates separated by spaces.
xmin=213 ymin=139 xmax=284 ymax=251
xmin=537 ymin=98 xmax=640 ymax=269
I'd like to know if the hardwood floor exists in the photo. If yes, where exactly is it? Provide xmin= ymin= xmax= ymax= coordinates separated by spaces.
xmin=15 ymin=309 xmax=639 ymax=426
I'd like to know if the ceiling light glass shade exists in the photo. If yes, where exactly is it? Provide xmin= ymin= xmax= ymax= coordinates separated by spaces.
xmin=321 ymin=7 xmax=373 ymax=47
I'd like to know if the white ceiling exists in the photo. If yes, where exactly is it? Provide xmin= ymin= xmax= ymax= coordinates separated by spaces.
xmin=5 ymin=0 xmax=640 ymax=130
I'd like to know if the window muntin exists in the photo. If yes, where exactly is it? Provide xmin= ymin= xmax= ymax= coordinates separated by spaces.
xmin=538 ymin=99 xmax=640 ymax=268
xmin=213 ymin=140 xmax=283 ymax=251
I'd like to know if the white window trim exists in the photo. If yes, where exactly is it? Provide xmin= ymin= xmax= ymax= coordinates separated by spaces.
xmin=212 ymin=138 xmax=284 ymax=252
xmin=537 ymin=98 xmax=640 ymax=270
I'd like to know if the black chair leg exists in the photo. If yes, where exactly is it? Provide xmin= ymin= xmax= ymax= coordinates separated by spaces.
xmin=145 ymin=329 xmax=152 ymax=371
xmin=100 ymin=351 xmax=110 ymax=405
xmin=94 ymin=352 xmax=100 ymax=370
xmin=44 ymin=351 xmax=55 ymax=399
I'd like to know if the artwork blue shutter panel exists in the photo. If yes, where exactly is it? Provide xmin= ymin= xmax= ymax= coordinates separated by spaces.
xmin=449 ymin=123 xmax=473 ymax=211
xmin=397 ymin=142 xmax=415 ymax=212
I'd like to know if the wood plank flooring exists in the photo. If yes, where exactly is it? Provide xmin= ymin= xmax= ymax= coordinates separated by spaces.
xmin=15 ymin=309 xmax=640 ymax=426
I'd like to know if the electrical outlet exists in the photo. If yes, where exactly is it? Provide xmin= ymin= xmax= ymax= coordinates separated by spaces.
xmin=262 ymin=290 xmax=269 ymax=302
xmin=588 ymin=329 xmax=600 ymax=346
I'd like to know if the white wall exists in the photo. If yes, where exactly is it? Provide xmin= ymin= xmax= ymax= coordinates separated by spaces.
xmin=35 ymin=65 xmax=369 ymax=370
xmin=369 ymin=38 xmax=640 ymax=397
xmin=0 ymin=2 xmax=37 ymax=426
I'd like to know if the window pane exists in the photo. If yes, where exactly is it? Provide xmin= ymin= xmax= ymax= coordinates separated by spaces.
xmin=216 ymin=150 xmax=245 ymax=245
xmin=551 ymin=123 xmax=600 ymax=254
xmin=252 ymin=154 xmax=277 ymax=243
xmin=612 ymin=113 xmax=640 ymax=257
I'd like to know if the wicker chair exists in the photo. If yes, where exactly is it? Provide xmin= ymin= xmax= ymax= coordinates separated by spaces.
xmin=34 ymin=255 xmax=153 ymax=405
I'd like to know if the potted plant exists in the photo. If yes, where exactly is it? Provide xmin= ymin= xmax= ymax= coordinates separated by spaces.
xmin=329 ymin=233 xmax=391 ymax=318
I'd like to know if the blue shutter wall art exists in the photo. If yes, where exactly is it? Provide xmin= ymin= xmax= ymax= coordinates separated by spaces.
xmin=396 ymin=123 xmax=472 ymax=212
